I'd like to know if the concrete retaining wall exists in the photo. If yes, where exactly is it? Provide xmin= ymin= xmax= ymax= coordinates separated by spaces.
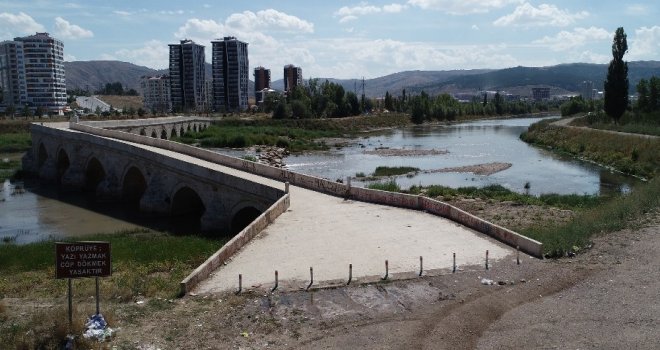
xmin=180 ymin=194 xmax=291 ymax=295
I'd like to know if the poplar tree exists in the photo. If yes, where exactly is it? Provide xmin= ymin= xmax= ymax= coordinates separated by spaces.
xmin=604 ymin=27 xmax=629 ymax=123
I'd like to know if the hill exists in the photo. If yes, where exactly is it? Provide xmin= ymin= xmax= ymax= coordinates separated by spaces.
xmin=410 ymin=61 xmax=660 ymax=96
xmin=65 ymin=60 xmax=660 ymax=99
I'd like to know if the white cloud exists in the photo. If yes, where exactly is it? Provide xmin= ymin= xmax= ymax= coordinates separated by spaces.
xmin=225 ymin=9 xmax=313 ymax=33
xmin=64 ymin=53 xmax=77 ymax=61
xmin=54 ymin=17 xmax=93 ymax=39
xmin=628 ymin=26 xmax=660 ymax=60
xmin=113 ymin=10 xmax=132 ymax=16
xmin=408 ymin=0 xmax=522 ymax=15
xmin=575 ymin=51 xmax=609 ymax=64
xmin=159 ymin=10 xmax=186 ymax=15
xmin=102 ymin=40 xmax=169 ymax=69
xmin=494 ymin=2 xmax=588 ymax=27
xmin=471 ymin=24 xmax=479 ymax=30
xmin=0 ymin=12 xmax=45 ymax=38
xmin=533 ymin=27 xmax=610 ymax=51
xmin=335 ymin=3 xmax=408 ymax=22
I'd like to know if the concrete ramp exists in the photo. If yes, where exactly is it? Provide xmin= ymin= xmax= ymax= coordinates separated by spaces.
xmin=193 ymin=185 xmax=514 ymax=294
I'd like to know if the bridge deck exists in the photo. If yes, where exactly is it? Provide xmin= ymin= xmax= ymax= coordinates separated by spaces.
xmin=59 ymin=123 xmax=515 ymax=293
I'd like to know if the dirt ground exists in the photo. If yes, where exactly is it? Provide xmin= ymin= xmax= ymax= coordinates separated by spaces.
xmin=79 ymin=210 xmax=655 ymax=349
xmin=2 ymin=208 xmax=657 ymax=349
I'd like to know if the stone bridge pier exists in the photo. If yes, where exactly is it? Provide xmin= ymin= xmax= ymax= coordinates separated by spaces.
xmin=26 ymin=122 xmax=283 ymax=235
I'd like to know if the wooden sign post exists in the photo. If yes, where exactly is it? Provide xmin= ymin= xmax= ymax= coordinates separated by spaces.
xmin=55 ymin=241 xmax=112 ymax=328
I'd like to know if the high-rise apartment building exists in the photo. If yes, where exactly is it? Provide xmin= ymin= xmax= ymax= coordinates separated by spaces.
xmin=254 ymin=66 xmax=270 ymax=105
xmin=283 ymin=64 xmax=302 ymax=93
xmin=212 ymin=37 xmax=249 ymax=112
xmin=0 ymin=33 xmax=66 ymax=114
xmin=0 ymin=40 xmax=27 ymax=111
xmin=169 ymin=39 xmax=206 ymax=112
xmin=581 ymin=80 xmax=594 ymax=100
xmin=140 ymin=75 xmax=171 ymax=114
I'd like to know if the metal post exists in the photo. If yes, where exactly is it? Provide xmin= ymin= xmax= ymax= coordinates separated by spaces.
xmin=68 ymin=278 xmax=73 ymax=329
xmin=382 ymin=260 xmax=389 ymax=280
xmin=486 ymin=250 xmax=489 ymax=270
xmin=271 ymin=270 xmax=278 ymax=293
xmin=516 ymin=246 xmax=520 ymax=265
xmin=285 ymin=182 xmax=290 ymax=194
xmin=306 ymin=267 xmax=313 ymax=291
xmin=347 ymin=264 xmax=352 ymax=285
xmin=419 ymin=256 xmax=423 ymax=277
xmin=452 ymin=253 xmax=456 ymax=273
xmin=235 ymin=274 xmax=242 ymax=295
xmin=95 ymin=277 xmax=100 ymax=315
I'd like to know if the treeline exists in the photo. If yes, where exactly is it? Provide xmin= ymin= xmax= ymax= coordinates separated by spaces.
xmin=263 ymin=79 xmax=370 ymax=119
xmin=385 ymin=90 xmax=553 ymax=124
xmin=561 ymin=75 xmax=660 ymax=124
xmin=95 ymin=82 xmax=138 ymax=96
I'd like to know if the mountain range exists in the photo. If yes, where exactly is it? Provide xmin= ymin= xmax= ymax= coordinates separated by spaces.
xmin=64 ymin=60 xmax=660 ymax=99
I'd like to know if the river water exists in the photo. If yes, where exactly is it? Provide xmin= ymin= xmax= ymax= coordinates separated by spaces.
xmin=0 ymin=116 xmax=637 ymax=244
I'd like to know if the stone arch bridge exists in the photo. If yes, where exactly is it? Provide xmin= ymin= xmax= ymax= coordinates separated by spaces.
xmin=24 ymin=117 xmax=283 ymax=234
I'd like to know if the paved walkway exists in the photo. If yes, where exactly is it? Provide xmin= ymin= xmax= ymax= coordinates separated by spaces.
xmin=553 ymin=116 xmax=659 ymax=140
xmin=59 ymin=123 xmax=515 ymax=293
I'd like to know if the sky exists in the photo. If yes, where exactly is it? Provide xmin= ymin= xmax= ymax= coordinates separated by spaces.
xmin=1 ymin=1 xmax=659 ymax=80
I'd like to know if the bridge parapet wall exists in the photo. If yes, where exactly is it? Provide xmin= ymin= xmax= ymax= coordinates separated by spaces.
xmin=69 ymin=121 xmax=543 ymax=259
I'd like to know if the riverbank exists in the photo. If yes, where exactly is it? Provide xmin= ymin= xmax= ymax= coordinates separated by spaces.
xmin=521 ymin=118 xmax=659 ymax=179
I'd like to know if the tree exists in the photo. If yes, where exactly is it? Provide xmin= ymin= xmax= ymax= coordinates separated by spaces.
xmin=636 ymin=79 xmax=649 ymax=112
xmin=604 ymin=27 xmax=629 ymax=123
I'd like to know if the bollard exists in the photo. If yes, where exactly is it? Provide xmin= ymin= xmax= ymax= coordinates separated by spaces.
xmin=452 ymin=252 xmax=456 ymax=273
xmin=347 ymin=264 xmax=353 ymax=285
xmin=271 ymin=270 xmax=279 ymax=293
xmin=235 ymin=274 xmax=242 ymax=295
xmin=347 ymin=176 xmax=351 ymax=188
xmin=516 ymin=246 xmax=520 ymax=265
xmin=306 ymin=267 xmax=314 ymax=291
xmin=382 ymin=260 xmax=389 ymax=280
xmin=285 ymin=182 xmax=290 ymax=194
xmin=485 ymin=250 xmax=489 ymax=270
xmin=419 ymin=256 xmax=423 ymax=277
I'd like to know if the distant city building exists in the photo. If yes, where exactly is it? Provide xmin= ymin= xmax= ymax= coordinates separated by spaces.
xmin=0 ymin=33 xmax=66 ymax=114
xmin=140 ymin=75 xmax=171 ymax=113
xmin=254 ymin=66 xmax=271 ymax=105
xmin=532 ymin=87 xmax=550 ymax=101
xmin=203 ymin=80 xmax=213 ymax=112
xmin=581 ymin=80 xmax=594 ymax=100
xmin=169 ymin=39 xmax=206 ymax=112
xmin=0 ymin=40 xmax=27 ymax=111
xmin=212 ymin=36 xmax=249 ymax=112
xmin=283 ymin=64 xmax=303 ymax=93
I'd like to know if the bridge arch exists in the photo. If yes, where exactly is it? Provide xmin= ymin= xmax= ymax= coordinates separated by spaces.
xmin=139 ymin=129 xmax=146 ymax=136
xmin=56 ymin=148 xmax=70 ymax=184
xmin=84 ymin=156 xmax=105 ymax=192
xmin=151 ymin=129 xmax=158 ymax=138
xmin=37 ymin=142 xmax=48 ymax=169
xmin=121 ymin=165 xmax=147 ymax=208
xmin=171 ymin=127 xmax=179 ymax=138
xmin=170 ymin=185 xmax=206 ymax=233
xmin=231 ymin=206 xmax=262 ymax=235
xmin=160 ymin=129 xmax=167 ymax=139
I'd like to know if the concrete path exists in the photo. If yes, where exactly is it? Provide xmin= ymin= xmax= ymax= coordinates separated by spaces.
xmin=59 ymin=123 xmax=515 ymax=293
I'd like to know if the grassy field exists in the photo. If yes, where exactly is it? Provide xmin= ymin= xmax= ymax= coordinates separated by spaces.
xmin=521 ymin=119 xmax=660 ymax=179
xmin=0 ymin=229 xmax=224 ymax=300
xmin=570 ymin=111 xmax=660 ymax=136
xmin=96 ymin=95 xmax=144 ymax=111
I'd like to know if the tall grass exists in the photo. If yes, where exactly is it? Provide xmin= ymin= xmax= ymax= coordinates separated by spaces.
xmin=367 ymin=180 xmax=401 ymax=192
xmin=0 ymin=132 xmax=31 ymax=152
xmin=521 ymin=119 xmax=660 ymax=179
xmin=408 ymin=184 xmax=602 ymax=210
xmin=521 ymin=177 xmax=660 ymax=257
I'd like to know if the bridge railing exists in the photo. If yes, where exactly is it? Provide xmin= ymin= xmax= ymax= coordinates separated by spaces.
xmin=70 ymin=121 xmax=543 ymax=260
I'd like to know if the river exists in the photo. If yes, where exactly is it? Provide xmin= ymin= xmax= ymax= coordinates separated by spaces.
xmin=0 ymin=116 xmax=638 ymax=244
